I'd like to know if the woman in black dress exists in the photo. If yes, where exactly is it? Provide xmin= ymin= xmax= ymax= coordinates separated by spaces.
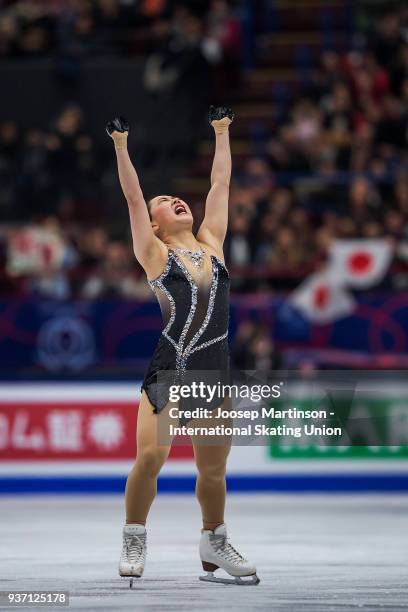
xmin=107 ymin=107 xmax=259 ymax=586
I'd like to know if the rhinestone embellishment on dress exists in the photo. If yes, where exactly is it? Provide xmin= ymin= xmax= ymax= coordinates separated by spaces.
xmin=148 ymin=250 xmax=228 ymax=377
xmin=172 ymin=248 xmax=205 ymax=269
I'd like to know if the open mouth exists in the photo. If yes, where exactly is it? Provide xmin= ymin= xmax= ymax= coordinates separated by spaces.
xmin=174 ymin=204 xmax=187 ymax=215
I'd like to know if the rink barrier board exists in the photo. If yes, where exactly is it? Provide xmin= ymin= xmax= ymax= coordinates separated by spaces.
xmin=1 ymin=293 xmax=408 ymax=369
xmin=1 ymin=474 xmax=408 ymax=494
xmin=1 ymin=383 xmax=408 ymax=492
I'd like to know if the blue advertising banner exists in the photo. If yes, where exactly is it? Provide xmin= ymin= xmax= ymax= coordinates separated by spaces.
xmin=0 ymin=293 xmax=407 ymax=375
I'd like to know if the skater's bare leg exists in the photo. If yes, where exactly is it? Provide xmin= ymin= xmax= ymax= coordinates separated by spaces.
xmin=195 ymin=407 xmax=259 ymax=585
xmin=125 ymin=392 xmax=172 ymax=524
xmin=194 ymin=443 xmax=230 ymax=530
xmin=192 ymin=412 xmax=232 ymax=531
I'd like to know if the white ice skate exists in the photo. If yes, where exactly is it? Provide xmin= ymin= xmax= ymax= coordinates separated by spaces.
xmin=199 ymin=523 xmax=260 ymax=585
xmin=119 ymin=523 xmax=147 ymax=588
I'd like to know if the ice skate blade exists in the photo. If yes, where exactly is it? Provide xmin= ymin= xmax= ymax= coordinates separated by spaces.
xmin=199 ymin=571 xmax=260 ymax=586
xmin=120 ymin=575 xmax=141 ymax=589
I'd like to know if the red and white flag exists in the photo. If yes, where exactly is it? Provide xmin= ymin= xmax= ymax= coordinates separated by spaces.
xmin=328 ymin=239 xmax=392 ymax=288
xmin=290 ymin=271 xmax=355 ymax=324
xmin=7 ymin=226 xmax=65 ymax=276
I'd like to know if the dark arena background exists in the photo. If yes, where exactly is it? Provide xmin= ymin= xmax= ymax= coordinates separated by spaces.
xmin=1 ymin=0 xmax=408 ymax=610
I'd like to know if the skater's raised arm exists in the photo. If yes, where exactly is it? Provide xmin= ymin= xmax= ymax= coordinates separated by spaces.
xmin=198 ymin=107 xmax=234 ymax=252
xmin=107 ymin=117 xmax=166 ymax=270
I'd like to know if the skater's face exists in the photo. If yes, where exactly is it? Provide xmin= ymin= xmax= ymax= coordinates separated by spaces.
xmin=149 ymin=195 xmax=193 ymax=235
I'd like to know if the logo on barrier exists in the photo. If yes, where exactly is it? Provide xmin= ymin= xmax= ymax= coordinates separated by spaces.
xmin=37 ymin=316 xmax=95 ymax=371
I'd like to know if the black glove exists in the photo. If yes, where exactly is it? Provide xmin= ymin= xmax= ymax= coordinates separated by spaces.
xmin=106 ymin=116 xmax=130 ymax=136
xmin=208 ymin=106 xmax=235 ymax=124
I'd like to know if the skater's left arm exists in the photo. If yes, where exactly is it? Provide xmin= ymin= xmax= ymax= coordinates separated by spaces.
xmin=198 ymin=110 xmax=233 ymax=252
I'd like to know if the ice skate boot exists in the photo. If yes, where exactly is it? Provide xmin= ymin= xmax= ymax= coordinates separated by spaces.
xmin=119 ymin=523 xmax=146 ymax=588
xmin=199 ymin=523 xmax=260 ymax=585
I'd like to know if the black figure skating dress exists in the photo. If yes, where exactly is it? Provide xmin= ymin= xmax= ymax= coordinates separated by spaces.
xmin=141 ymin=248 xmax=230 ymax=413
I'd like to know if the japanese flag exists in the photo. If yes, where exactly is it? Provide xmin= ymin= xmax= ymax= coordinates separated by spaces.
xmin=328 ymin=239 xmax=392 ymax=288
xmin=291 ymin=271 xmax=355 ymax=324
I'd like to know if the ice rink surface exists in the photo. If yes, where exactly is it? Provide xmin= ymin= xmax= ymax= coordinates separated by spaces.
xmin=1 ymin=494 xmax=408 ymax=611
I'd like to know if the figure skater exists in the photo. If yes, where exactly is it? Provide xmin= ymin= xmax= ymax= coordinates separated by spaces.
xmin=106 ymin=107 xmax=259 ymax=586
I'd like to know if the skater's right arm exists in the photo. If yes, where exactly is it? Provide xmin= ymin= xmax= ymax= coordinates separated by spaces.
xmin=107 ymin=118 xmax=167 ymax=273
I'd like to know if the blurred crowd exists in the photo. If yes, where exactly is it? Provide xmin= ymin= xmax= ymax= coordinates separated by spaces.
xmin=0 ymin=0 xmax=242 ymax=297
xmin=225 ymin=8 xmax=408 ymax=290
xmin=0 ymin=0 xmax=241 ymax=72
xmin=1 ymin=2 xmax=408 ymax=298
xmin=0 ymin=0 xmax=165 ymax=59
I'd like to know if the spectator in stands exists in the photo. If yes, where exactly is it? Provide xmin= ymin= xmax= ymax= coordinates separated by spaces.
xmin=81 ymin=241 xmax=147 ymax=298
xmin=77 ymin=227 xmax=109 ymax=270
xmin=267 ymin=226 xmax=306 ymax=270
xmin=254 ymin=213 xmax=278 ymax=265
xmin=224 ymin=210 xmax=252 ymax=267
xmin=143 ymin=7 xmax=209 ymax=95
xmin=231 ymin=321 xmax=282 ymax=371
xmin=371 ymin=9 xmax=404 ymax=69
xmin=204 ymin=0 xmax=242 ymax=94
